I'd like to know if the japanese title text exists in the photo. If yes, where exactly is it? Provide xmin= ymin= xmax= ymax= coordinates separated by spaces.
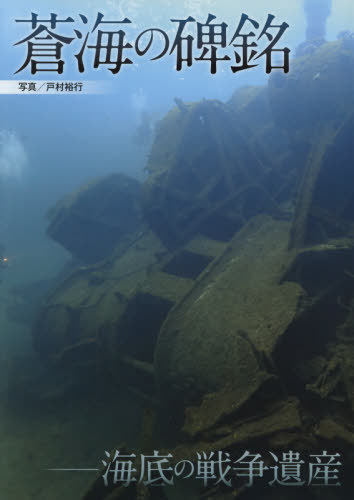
xmin=100 ymin=450 xmax=341 ymax=488
xmin=14 ymin=12 xmax=291 ymax=76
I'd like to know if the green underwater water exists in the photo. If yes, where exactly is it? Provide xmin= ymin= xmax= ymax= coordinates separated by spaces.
xmin=0 ymin=244 xmax=144 ymax=500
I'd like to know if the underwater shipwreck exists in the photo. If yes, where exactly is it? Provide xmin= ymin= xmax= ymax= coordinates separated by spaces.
xmin=28 ymin=34 xmax=354 ymax=499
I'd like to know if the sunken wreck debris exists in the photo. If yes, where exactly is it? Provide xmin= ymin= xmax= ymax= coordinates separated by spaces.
xmin=296 ymin=0 xmax=332 ymax=57
xmin=46 ymin=173 xmax=143 ymax=264
xmin=30 ymin=39 xmax=354 ymax=499
xmin=290 ymin=109 xmax=354 ymax=249
xmin=141 ymin=96 xmax=296 ymax=249
xmin=304 ymin=0 xmax=332 ymax=43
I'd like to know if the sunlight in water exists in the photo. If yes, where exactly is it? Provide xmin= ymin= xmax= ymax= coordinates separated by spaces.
xmin=0 ymin=131 xmax=28 ymax=181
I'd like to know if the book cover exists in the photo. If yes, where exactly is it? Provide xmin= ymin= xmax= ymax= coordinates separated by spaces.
xmin=0 ymin=1 xmax=353 ymax=499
